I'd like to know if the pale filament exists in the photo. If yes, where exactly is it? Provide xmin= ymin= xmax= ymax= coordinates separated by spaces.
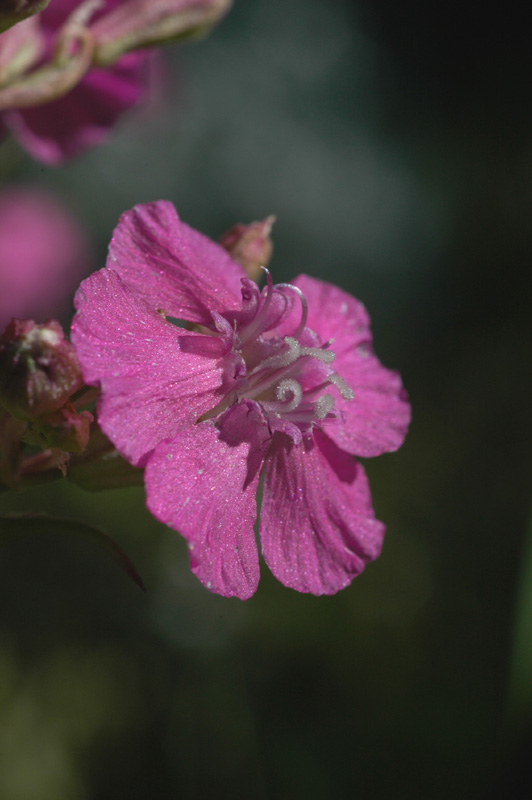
xmin=275 ymin=283 xmax=308 ymax=339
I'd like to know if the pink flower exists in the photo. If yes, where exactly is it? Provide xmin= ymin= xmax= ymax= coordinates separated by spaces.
xmin=0 ymin=0 xmax=153 ymax=164
xmin=72 ymin=201 xmax=411 ymax=599
xmin=0 ymin=186 xmax=91 ymax=328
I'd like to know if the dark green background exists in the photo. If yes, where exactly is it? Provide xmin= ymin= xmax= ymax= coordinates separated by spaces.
xmin=1 ymin=1 xmax=531 ymax=797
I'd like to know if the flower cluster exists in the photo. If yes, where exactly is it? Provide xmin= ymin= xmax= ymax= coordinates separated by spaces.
xmin=0 ymin=318 xmax=93 ymax=485
xmin=1 ymin=3 xmax=411 ymax=601
xmin=0 ymin=0 xmax=231 ymax=163
xmin=72 ymin=201 xmax=410 ymax=598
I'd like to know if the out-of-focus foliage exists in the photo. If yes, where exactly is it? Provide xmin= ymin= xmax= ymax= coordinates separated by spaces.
xmin=1 ymin=0 xmax=531 ymax=797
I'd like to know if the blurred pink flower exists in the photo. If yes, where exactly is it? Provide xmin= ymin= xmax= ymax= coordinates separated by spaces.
xmin=72 ymin=201 xmax=411 ymax=599
xmin=0 ymin=0 xmax=153 ymax=163
xmin=0 ymin=186 xmax=91 ymax=327
xmin=0 ymin=0 xmax=231 ymax=164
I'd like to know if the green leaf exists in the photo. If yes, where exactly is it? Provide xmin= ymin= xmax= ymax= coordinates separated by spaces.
xmin=507 ymin=505 xmax=532 ymax=731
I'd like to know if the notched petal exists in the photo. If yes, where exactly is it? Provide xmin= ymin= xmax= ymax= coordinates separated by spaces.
xmin=260 ymin=430 xmax=385 ymax=595
xmin=145 ymin=420 xmax=261 ymax=600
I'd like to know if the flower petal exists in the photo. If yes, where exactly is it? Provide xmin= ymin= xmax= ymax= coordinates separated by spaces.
xmin=290 ymin=274 xmax=410 ymax=456
xmin=145 ymin=403 xmax=271 ymax=599
xmin=328 ymin=354 xmax=411 ymax=457
xmin=72 ymin=268 xmax=226 ymax=466
xmin=261 ymin=429 xmax=385 ymax=595
xmin=5 ymin=50 xmax=149 ymax=164
xmin=106 ymin=200 xmax=247 ymax=325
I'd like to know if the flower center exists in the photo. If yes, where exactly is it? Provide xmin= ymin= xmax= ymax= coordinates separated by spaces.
xmin=198 ymin=272 xmax=353 ymax=437
xmin=232 ymin=272 xmax=353 ymax=433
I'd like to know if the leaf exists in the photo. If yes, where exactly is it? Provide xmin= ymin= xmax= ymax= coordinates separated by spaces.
xmin=507 ymin=504 xmax=532 ymax=731
xmin=0 ymin=513 xmax=146 ymax=591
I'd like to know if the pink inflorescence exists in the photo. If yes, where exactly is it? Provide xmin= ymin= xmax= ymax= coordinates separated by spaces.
xmin=72 ymin=200 xmax=411 ymax=599
xmin=0 ymin=0 xmax=153 ymax=164
xmin=0 ymin=186 xmax=91 ymax=328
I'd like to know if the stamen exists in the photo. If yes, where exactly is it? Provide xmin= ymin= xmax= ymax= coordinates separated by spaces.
xmin=239 ymin=268 xmax=274 ymax=345
xmin=219 ymin=270 xmax=352 ymax=431
xmin=276 ymin=283 xmax=308 ymax=338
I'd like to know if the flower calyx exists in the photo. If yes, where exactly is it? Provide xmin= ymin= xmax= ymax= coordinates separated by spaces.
xmin=90 ymin=0 xmax=233 ymax=67
xmin=0 ymin=318 xmax=83 ymax=420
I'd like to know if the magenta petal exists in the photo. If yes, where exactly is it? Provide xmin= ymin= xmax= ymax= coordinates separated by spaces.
xmin=5 ymin=51 xmax=150 ymax=165
xmin=297 ymin=273 xmax=371 ymax=343
xmin=261 ymin=429 xmax=385 ymax=595
xmin=291 ymin=274 xmax=411 ymax=456
xmin=145 ymin=418 xmax=265 ymax=599
xmin=106 ymin=201 xmax=247 ymax=325
xmin=328 ymin=355 xmax=411 ymax=457
xmin=71 ymin=268 xmax=226 ymax=466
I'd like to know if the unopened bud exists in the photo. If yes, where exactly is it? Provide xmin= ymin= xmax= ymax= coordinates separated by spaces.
xmin=0 ymin=16 xmax=44 ymax=85
xmin=0 ymin=0 xmax=51 ymax=34
xmin=219 ymin=215 xmax=275 ymax=282
xmin=91 ymin=0 xmax=232 ymax=67
xmin=0 ymin=0 xmax=98 ymax=110
xmin=0 ymin=319 xmax=83 ymax=420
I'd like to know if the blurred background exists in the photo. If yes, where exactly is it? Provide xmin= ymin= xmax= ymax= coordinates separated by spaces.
xmin=1 ymin=0 xmax=531 ymax=797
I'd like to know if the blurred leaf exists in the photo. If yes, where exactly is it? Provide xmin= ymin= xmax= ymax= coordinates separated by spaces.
xmin=0 ymin=513 xmax=146 ymax=591
xmin=507 ymin=505 xmax=532 ymax=730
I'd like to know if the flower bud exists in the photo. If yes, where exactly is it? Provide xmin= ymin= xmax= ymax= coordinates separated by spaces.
xmin=0 ymin=319 xmax=83 ymax=420
xmin=219 ymin=215 xmax=275 ymax=282
xmin=0 ymin=1 xmax=98 ymax=110
xmin=0 ymin=0 xmax=51 ymax=34
xmin=0 ymin=16 xmax=44 ymax=85
xmin=91 ymin=0 xmax=233 ymax=67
